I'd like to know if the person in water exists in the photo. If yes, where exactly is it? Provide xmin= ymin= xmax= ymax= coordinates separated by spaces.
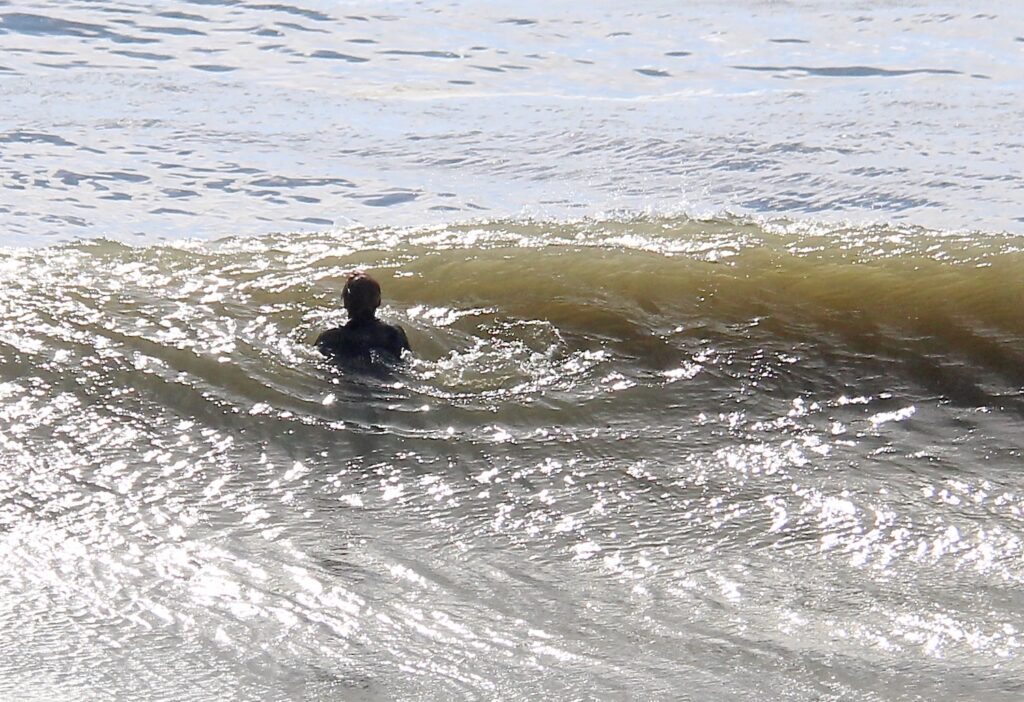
xmin=315 ymin=273 xmax=410 ymax=362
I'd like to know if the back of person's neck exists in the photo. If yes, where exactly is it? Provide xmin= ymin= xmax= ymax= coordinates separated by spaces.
xmin=347 ymin=313 xmax=376 ymax=326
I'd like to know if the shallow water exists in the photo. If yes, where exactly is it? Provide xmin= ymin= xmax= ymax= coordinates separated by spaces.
xmin=2 ymin=1 xmax=1024 ymax=701
xmin=2 ymin=219 xmax=1024 ymax=699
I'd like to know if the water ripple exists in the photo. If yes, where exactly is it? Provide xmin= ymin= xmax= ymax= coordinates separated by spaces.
xmin=0 ymin=1 xmax=1021 ymax=244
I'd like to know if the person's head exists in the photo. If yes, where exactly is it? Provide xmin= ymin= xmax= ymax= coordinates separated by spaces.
xmin=342 ymin=272 xmax=382 ymax=321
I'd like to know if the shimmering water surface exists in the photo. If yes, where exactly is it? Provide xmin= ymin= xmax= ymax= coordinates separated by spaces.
xmin=2 ymin=2 xmax=1024 ymax=701
xmin=1 ymin=0 xmax=1022 ymax=245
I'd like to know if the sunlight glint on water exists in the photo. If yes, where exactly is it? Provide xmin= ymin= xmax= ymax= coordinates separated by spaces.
xmin=1 ymin=0 xmax=1024 ymax=699
xmin=2 ymin=219 xmax=1024 ymax=699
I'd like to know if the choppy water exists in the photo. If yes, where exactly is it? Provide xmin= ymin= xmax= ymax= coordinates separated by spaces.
xmin=2 ymin=1 xmax=1024 ymax=701
xmin=1 ymin=0 xmax=1023 ymax=245
xmin=3 ymin=219 xmax=1024 ymax=700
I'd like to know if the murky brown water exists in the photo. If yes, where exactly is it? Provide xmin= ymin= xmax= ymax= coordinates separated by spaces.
xmin=2 ymin=219 xmax=1023 ymax=699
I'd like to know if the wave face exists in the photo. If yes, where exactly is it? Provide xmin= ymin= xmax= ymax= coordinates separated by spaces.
xmin=2 ymin=217 xmax=1024 ymax=700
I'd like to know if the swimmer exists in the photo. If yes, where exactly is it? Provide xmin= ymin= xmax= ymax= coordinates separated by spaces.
xmin=315 ymin=273 xmax=410 ymax=362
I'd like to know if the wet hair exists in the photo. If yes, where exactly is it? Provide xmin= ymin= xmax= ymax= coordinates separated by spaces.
xmin=342 ymin=273 xmax=381 ymax=313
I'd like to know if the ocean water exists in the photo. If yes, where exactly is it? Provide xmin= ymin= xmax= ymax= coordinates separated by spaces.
xmin=1 ymin=1 xmax=1024 ymax=700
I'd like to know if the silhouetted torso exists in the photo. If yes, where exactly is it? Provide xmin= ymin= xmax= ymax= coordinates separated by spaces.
xmin=315 ymin=318 xmax=410 ymax=362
